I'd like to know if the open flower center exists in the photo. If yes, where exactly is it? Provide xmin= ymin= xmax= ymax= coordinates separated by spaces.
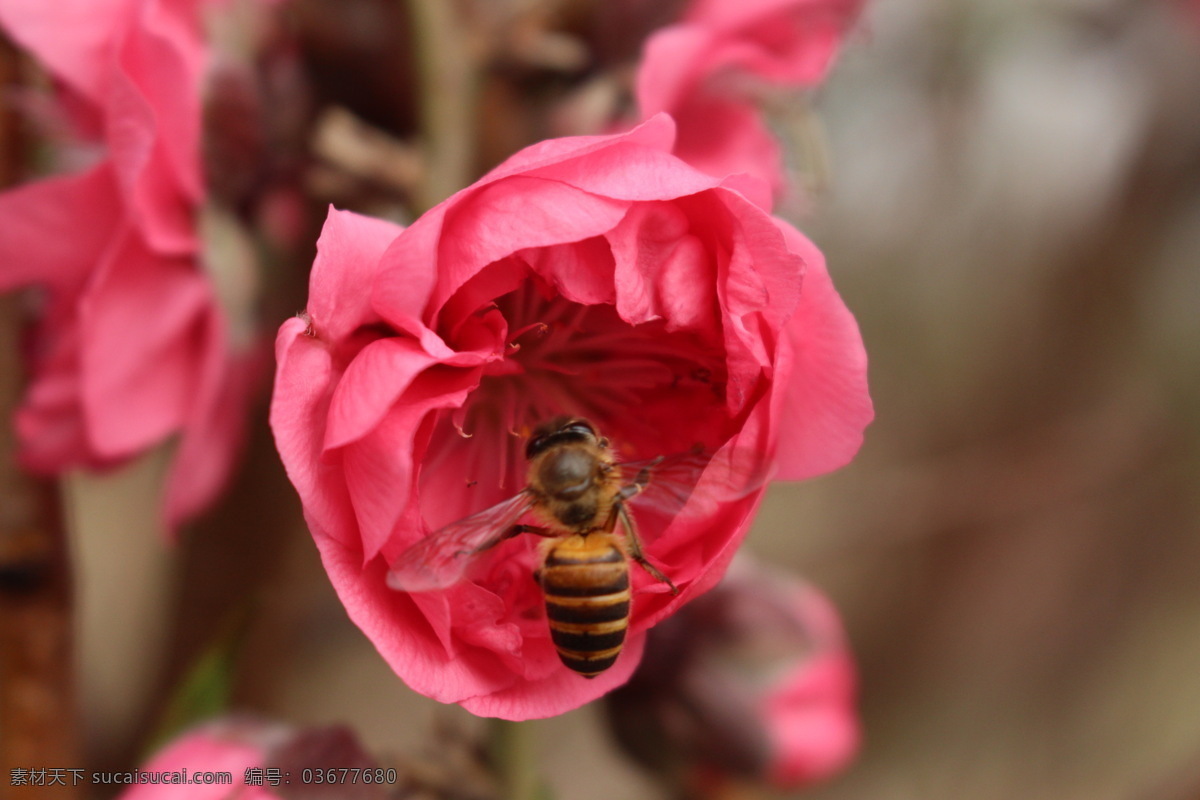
xmin=419 ymin=282 xmax=730 ymax=529
xmin=489 ymin=288 xmax=719 ymax=427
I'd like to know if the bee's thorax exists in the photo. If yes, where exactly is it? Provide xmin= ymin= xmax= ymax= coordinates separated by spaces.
xmin=537 ymin=447 xmax=596 ymax=497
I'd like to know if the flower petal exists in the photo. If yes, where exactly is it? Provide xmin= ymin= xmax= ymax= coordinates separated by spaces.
xmin=14 ymin=313 xmax=94 ymax=472
xmin=79 ymin=230 xmax=210 ymax=458
xmin=635 ymin=0 xmax=861 ymax=202
xmin=118 ymin=720 xmax=282 ymax=800
xmin=270 ymin=318 xmax=359 ymax=549
xmin=313 ymin=532 xmax=526 ymax=706
xmin=308 ymin=207 xmax=405 ymax=345
xmin=608 ymin=200 xmax=716 ymax=329
xmin=370 ymin=206 xmax=447 ymax=324
xmin=764 ymin=652 xmax=859 ymax=785
xmin=675 ymin=96 xmax=782 ymax=206
xmin=342 ymin=371 xmax=479 ymax=561
xmin=0 ymin=0 xmax=131 ymax=103
xmin=426 ymin=176 xmax=631 ymax=317
xmin=374 ymin=116 xmax=682 ymax=327
xmin=459 ymin=631 xmax=648 ymax=720
xmin=324 ymin=337 xmax=444 ymax=452
xmin=520 ymin=238 xmax=616 ymax=306
xmin=0 ymin=165 xmax=120 ymax=292
xmin=524 ymin=139 xmax=721 ymax=202
xmin=480 ymin=113 xmax=678 ymax=185
xmin=684 ymin=0 xmax=858 ymax=86
xmin=771 ymin=221 xmax=872 ymax=480
xmin=105 ymin=0 xmax=205 ymax=253
xmin=163 ymin=332 xmax=266 ymax=530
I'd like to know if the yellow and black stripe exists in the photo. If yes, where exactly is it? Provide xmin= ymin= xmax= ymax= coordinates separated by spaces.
xmin=542 ymin=536 xmax=631 ymax=677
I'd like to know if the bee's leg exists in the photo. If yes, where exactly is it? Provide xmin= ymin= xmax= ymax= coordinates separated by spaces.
xmin=510 ymin=524 xmax=553 ymax=537
xmin=511 ymin=526 xmax=554 ymax=587
xmin=623 ymin=456 xmax=664 ymax=498
xmin=600 ymin=457 xmax=662 ymax=521
xmin=472 ymin=524 xmax=552 ymax=554
xmin=616 ymin=503 xmax=678 ymax=595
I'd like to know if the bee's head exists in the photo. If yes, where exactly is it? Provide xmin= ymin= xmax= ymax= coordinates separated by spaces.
xmin=525 ymin=417 xmax=600 ymax=460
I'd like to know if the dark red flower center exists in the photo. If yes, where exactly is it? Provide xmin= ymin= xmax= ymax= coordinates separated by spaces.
xmin=418 ymin=281 xmax=731 ymax=529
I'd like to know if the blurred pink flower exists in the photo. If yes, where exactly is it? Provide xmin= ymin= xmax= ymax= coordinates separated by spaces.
xmin=636 ymin=0 xmax=863 ymax=206
xmin=116 ymin=719 xmax=383 ymax=799
xmin=0 ymin=0 xmax=260 ymax=528
xmin=270 ymin=114 xmax=871 ymax=719
xmin=117 ymin=720 xmax=286 ymax=800
xmin=606 ymin=558 xmax=859 ymax=789
xmin=759 ymin=584 xmax=858 ymax=785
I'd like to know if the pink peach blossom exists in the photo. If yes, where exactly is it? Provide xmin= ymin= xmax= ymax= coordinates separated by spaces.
xmin=113 ymin=719 xmax=385 ymax=799
xmin=116 ymin=720 xmax=286 ymax=800
xmin=606 ymin=558 xmax=859 ymax=789
xmin=270 ymin=114 xmax=871 ymax=719
xmin=636 ymin=0 xmax=863 ymax=205
xmin=0 ymin=0 xmax=260 ymax=528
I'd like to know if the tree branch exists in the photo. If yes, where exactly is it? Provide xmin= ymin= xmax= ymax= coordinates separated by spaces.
xmin=0 ymin=35 xmax=79 ymax=798
xmin=406 ymin=0 xmax=477 ymax=211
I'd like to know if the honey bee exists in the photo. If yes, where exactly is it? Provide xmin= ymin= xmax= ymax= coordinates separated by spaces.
xmin=387 ymin=416 xmax=705 ymax=678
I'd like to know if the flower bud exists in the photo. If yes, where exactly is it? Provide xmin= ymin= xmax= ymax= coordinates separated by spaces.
xmin=118 ymin=719 xmax=392 ymax=800
xmin=117 ymin=718 xmax=291 ymax=799
xmin=605 ymin=558 xmax=859 ymax=790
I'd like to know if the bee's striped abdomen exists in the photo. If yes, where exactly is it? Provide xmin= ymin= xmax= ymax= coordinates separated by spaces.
xmin=542 ymin=535 xmax=630 ymax=678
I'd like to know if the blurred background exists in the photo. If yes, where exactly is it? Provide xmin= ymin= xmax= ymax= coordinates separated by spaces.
xmin=17 ymin=0 xmax=1200 ymax=797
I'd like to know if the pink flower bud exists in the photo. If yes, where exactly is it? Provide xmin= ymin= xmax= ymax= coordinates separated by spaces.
xmin=606 ymin=558 xmax=859 ymax=789
xmin=117 ymin=719 xmax=289 ymax=800
xmin=117 ymin=719 xmax=386 ymax=799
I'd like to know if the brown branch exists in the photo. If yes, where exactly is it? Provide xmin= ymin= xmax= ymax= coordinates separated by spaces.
xmin=0 ymin=35 xmax=79 ymax=798
xmin=406 ymin=0 xmax=477 ymax=211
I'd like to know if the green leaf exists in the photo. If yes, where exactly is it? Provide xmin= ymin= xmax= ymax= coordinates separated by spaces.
xmin=145 ymin=607 xmax=249 ymax=754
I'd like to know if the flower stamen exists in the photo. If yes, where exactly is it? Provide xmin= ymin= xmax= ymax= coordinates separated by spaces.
xmin=507 ymin=321 xmax=549 ymax=347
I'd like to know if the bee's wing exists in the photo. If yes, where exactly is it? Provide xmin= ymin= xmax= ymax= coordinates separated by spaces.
xmin=386 ymin=491 xmax=537 ymax=592
xmin=615 ymin=445 xmax=767 ymax=520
